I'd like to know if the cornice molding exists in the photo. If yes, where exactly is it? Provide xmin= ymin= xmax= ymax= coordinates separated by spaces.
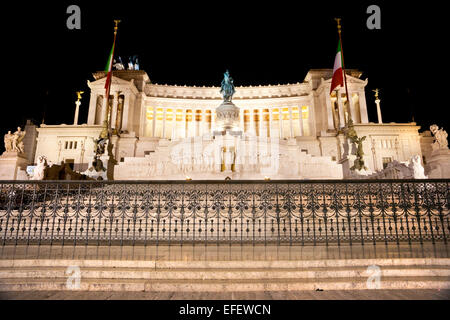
xmin=144 ymin=82 xmax=312 ymax=100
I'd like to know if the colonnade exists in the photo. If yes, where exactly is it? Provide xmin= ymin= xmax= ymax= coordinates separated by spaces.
xmin=145 ymin=106 xmax=311 ymax=139
xmin=93 ymin=92 xmax=130 ymax=133
xmin=329 ymin=92 xmax=363 ymax=130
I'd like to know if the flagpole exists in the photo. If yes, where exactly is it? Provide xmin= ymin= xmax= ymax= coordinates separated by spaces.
xmin=101 ymin=19 xmax=121 ymax=140
xmin=334 ymin=18 xmax=352 ymax=123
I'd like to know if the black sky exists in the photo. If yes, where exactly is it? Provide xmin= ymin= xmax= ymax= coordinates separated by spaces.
xmin=1 ymin=0 xmax=449 ymax=148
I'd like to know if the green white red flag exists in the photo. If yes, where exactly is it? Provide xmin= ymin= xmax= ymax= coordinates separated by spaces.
xmin=330 ymin=40 xmax=344 ymax=94
xmin=104 ymin=39 xmax=116 ymax=99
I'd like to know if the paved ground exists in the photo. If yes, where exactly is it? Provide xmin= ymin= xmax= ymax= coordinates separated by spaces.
xmin=1 ymin=289 xmax=449 ymax=300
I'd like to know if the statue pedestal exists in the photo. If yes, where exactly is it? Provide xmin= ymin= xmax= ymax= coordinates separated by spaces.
xmin=339 ymin=155 xmax=356 ymax=179
xmin=0 ymin=152 xmax=29 ymax=180
xmin=339 ymin=154 xmax=373 ymax=179
xmin=425 ymin=149 xmax=450 ymax=178
xmin=81 ymin=155 xmax=108 ymax=180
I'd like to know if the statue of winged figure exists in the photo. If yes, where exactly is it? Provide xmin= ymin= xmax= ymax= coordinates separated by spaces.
xmin=76 ymin=91 xmax=84 ymax=101
xmin=220 ymin=70 xmax=235 ymax=102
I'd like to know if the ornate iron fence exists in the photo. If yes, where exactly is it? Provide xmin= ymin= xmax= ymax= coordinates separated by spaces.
xmin=0 ymin=180 xmax=449 ymax=246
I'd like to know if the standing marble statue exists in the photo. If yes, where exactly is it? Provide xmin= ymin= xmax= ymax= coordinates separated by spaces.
xmin=3 ymin=131 xmax=13 ymax=152
xmin=430 ymin=124 xmax=448 ymax=151
xmin=13 ymin=127 xmax=26 ymax=153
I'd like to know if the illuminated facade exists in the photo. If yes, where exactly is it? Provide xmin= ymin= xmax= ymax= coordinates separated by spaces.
xmin=31 ymin=69 xmax=428 ymax=180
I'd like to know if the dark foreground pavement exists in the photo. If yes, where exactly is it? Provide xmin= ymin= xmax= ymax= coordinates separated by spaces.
xmin=1 ymin=289 xmax=449 ymax=300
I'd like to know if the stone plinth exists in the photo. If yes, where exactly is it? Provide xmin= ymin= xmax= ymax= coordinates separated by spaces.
xmin=339 ymin=154 xmax=373 ymax=179
xmin=0 ymin=152 xmax=29 ymax=180
xmin=339 ymin=155 xmax=355 ymax=179
xmin=425 ymin=149 xmax=450 ymax=178
xmin=215 ymin=101 xmax=240 ymax=131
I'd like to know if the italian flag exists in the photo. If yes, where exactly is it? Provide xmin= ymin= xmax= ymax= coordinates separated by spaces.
xmin=330 ymin=40 xmax=344 ymax=94
xmin=104 ymin=41 xmax=116 ymax=97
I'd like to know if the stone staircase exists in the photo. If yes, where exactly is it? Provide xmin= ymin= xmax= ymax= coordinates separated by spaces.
xmin=0 ymin=258 xmax=449 ymax=292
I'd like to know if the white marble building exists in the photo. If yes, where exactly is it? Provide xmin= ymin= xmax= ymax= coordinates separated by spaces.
xmin=29 ymin=69 xmax=434 ymax=180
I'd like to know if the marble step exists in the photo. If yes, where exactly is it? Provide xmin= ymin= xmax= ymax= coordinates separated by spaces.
xmin=0 ymin=266 xmax=449 ymax=280
xmin=1 ymin=258 xmax=449 ymax=268
xmin=0 ymin=276 xmax=449 ymax=292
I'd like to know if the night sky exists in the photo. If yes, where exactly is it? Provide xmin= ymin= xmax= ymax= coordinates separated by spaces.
xmin=1 ymin=1 xmax=448 ymax=152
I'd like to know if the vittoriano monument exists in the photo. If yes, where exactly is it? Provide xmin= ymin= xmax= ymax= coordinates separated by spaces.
xmin=3 ymin=65 xmax=449 ymax=180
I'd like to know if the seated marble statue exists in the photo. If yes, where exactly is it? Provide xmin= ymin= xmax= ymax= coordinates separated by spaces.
xmin=31 ymin=155 xmax=48 ymax=180
xmin=408 ymin=155 xmax=427 ymax=179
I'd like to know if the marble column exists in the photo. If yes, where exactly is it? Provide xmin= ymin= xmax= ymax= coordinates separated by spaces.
xmin=349 ymin=93 xmax=357 ymax=123
xmin=258 ymin=108 xmax=264 ymax=137
xmin=325 ymin=96 xmax=335 ymax=130
xmin=358 ymin=90 xmax=369 ymax=123
xmin=87 ymin=93 xmax=97 ymax=125
xmin=211 ymin=109 xmax=216 ymax=134
xmin=115 ymin=95 xmax=125 ymax=133
xmin=341 ymin=95 xmax=350 ymax=124
xmin=330 ymin=97 xmax=339 ymax=130
xmin=299 ymin=106 xmax=304 ymax=136
xmin=269 ymin=108 xmax=273 ymax=138
xmin=172 ymin=109 xmax=177 ymax=139
xmin=289 ymin=106 xmax=294 ymax=138
xmin=73 ymin=100 xmax=81 ymax=125
xmin=337 ymin=94 xmax=345 ymax=128
xmin=184 ymin=109 xmax=188 ymax=138
xmin=239 ymin=108 xmax=244 ymax=132
xmin=195 ymin=110 xmax=200 ymax=137
xmin=162 ymin=108 xmax=167 ymax=139
xmin=375 ymin=98 xmax=383 ymax=123
xmin=121 ymin=93 xmax=130 ymax=132
xmin=152 ymin=107 xmax=156 ymax=137
xmin=308 ymin=94 xmax=317 ymax=137
xmin=111 ymin=93 xmax=119 ymax=131
xmin=250 ymin=109 xmax=255 ymax=136
xmin=279 ymin=109 xmax=283 ymax=138
xmin=101 ymin=94 xmax=108 ymax=126
xmin=201 ymin=109 xmax=206 ymax=136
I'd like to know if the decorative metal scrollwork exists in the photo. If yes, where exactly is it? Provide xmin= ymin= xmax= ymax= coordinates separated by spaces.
xmin=0 ymin=180 xmax=448 ymax=246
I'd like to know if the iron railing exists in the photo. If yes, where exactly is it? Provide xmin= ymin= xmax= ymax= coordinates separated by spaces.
xmin=0 ymin=180 xmax=449 ymax=246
